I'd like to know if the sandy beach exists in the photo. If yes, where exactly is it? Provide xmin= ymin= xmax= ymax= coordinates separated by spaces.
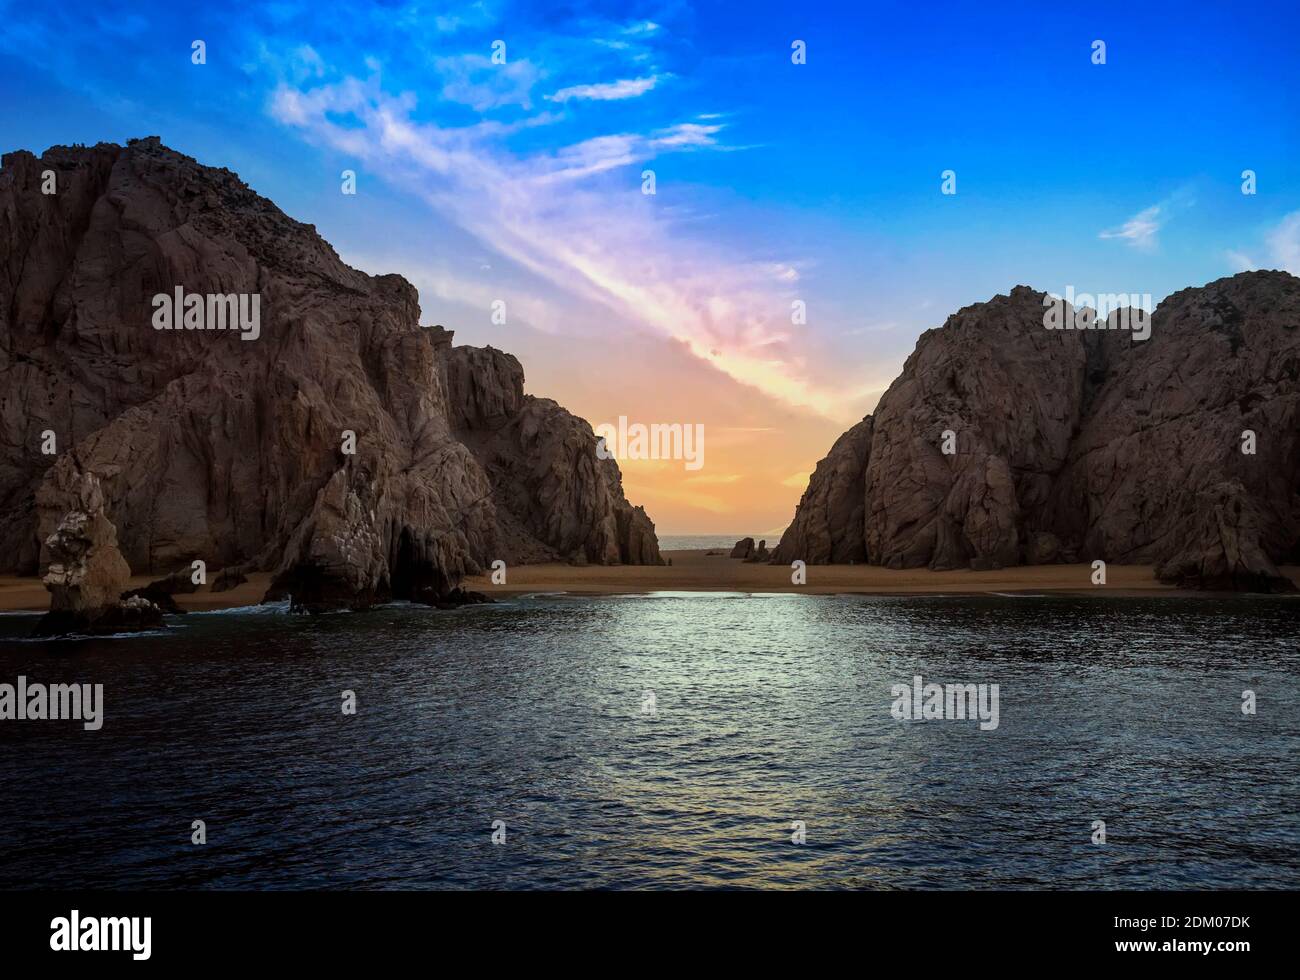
xmin=466 ymin=550 xmax=1300 ymax=598
xmin=0 ymin=572 xmax=276 ymax=613
xmin=6 ymin=552 xmax=1295 ymax=614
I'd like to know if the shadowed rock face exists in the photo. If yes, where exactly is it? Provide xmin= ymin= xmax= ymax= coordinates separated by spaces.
xmin=776 ymin=274 xmax=1300 ymax=591
xmin=0 ymin=138 xmax=661 ymax=610
xmin=39 ymin=469 xmax=130 ymax=615
xmin=729 ymin=537 xmax=754 ymax=559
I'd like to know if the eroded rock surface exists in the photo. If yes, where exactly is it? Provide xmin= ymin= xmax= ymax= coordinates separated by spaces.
xmin=445 ymin=349 xmax=663 ymax=568
xmin=33 ymin=469 xmax=163 ymax=635
xmin=0 ymin=138 xmax=661 ymax=611
xmin=777 ymin=274 xmax=1300 ymax=591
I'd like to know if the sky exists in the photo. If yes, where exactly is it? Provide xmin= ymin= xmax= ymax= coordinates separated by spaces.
xmin=2 ymin=0 xmax=1298 ymax=535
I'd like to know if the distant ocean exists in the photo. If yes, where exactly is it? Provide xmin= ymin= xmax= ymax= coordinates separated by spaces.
xmin=658 ymin=534 xmax=778 ymax=551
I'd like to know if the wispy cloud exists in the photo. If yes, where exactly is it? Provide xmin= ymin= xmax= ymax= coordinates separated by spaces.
xmin=1225 ymin=249 xmax=1257 ymax=272
xmin=535 ymin=122 xmax=721 ymax=182
xmin=1099 ymin=187 xmax=1199 ymax=253
xmin=1266 ymin=211 xmax=1300 ymax=274
xmin=269 ymin=71 xmax=837 ymax=416
xmin=546 ymin=76 xmax=660 ymax=103
xmin=1099 ymin=204 xmax=1163 ymax=250
xmin=1225 ymin=211 xmax=1300 ymax=276
xmin=435 ymin=53 xmax=541 ymax=111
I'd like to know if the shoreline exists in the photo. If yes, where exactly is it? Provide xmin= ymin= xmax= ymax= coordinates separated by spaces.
xmin=0 ymin=572 xmax=276 ymax=614
xmin=3 ymin=552 xmax=1298 ymax=614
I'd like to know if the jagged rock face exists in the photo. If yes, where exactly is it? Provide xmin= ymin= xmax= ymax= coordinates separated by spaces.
xmin=443 ymin=342 xmax=526 ymax=431
xmin=446 ymin=345 xmax=662 ymax=566
xmin=0 ymin=138 xmax=661 ymax=609
xmin=1047 ymin=273 xmax=1300 ymax=588
xmin=1154 ymin=481 xmax=1289 ymax=590
xmin=778 ymin=273 xmax=1300 ymax=591
xmin=34 ymin=468 xmax=164 ymax=635
xmin=39 ymin=469 xmax=130 ymax=614
xmin=861 ymin=286 xmax=1092 ymax=571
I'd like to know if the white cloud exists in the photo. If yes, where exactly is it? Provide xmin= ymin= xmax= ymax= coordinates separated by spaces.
xmin=1225 ymin=212 xmax=1300 ymax=276
xmin=649 ymin=122 xmax=722 ymax=148
xmin=546 ymin=76 xmax=660 ymax=103
xmin=765 ymin=263 xmax=800 ymax=283
xmin=1267 ymin=211 xmax=1300 ymax=273
xmin=1099 ymin=205 xmax=1162 ymax=250
xmin=434 ymin=54 xmax=541 ymax=111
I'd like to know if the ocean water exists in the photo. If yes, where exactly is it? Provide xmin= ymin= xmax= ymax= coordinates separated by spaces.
xmin=0 ymin=593 xmax=1297 ymax=890
xmin=658 ymin=534 xmax=771 ymax=551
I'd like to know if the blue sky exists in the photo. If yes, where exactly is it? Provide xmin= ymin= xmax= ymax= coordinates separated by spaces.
xmin=2 ymin=0 xmax=1298 ymax=531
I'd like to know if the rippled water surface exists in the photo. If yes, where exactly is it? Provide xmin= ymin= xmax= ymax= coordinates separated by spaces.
xmin=1 ymin=594 xmax=1298 ymax=889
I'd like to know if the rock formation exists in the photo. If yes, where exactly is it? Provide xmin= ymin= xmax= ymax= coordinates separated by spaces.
xmin=0 ymin=138 xmax=661 ymax=612
xmin=729 ymin=537 xmax=754 ymax=559
xmin=445 ymin=349 xmax=661 ymax=567
xmin=33 ymin=469 xmax=163 ymax=635
xmin=775 ymin=274 xmax=1300 ymax=591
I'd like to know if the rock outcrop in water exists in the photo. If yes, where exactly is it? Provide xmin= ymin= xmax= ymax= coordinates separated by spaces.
xmin=0 ymin=137 xmax=661 ymax=612
xmin=33 ymin=469 xmax=163 ymax=635
xmin=775 ymin=273 xmax=1300 ymax=591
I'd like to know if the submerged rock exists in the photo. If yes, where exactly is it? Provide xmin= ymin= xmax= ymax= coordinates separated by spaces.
xmin=120 ymin=586 xmax=186 ymax=615
xmin=120 ymin=566 xmax=200 ymax=613
xmin=413 ymin=586 xmax=495 ymax=610
xmin=210 ymin=566 xmax=249 ymax=593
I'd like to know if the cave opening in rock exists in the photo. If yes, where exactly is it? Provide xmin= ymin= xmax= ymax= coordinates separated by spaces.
xmin=391 ymin=526 xmax=452 ymax=602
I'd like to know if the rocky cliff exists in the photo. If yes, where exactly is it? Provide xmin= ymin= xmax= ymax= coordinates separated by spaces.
xmin=775 ymin=274 xmax=1300 ymax=591
xmin=0 ymin=137 xmax=661 ymax=610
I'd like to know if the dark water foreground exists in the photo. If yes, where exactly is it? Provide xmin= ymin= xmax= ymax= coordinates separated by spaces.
xmin=1 ymin=593 xmax=1297 ymax=890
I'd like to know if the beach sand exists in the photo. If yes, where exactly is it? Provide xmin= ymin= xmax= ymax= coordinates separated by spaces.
xmin=467 ymin=550 xmax=1300 ymax=598
xmin=0 ymin=572 xmax=275 ymax=613
xmin=3 ymin=554 xmax=1296 ymax=614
